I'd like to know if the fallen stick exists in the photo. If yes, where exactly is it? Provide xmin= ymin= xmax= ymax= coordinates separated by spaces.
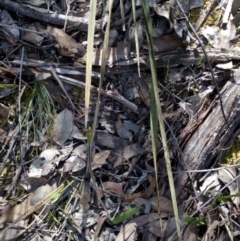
xmin=0 ymin=0 xmax=100 ymax=31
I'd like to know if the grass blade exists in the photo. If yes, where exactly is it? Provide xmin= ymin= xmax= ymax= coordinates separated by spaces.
xmin=85 ymin=0 xmax=97 ymax=128
xmin=141 ymin=0 xmax=181 ymax=239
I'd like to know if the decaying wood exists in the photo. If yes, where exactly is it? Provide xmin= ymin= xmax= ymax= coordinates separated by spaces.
xmin=174 ymin=67 xmax=240 ymax=201
xmin=0 ymin=0 xmax=100 ymax=31
xmin=105 ymin=48 xmax=240 ymax=74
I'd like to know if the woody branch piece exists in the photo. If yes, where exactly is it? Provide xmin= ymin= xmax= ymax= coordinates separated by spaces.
xmin=0 ymin=0 xmax=100 ymax=31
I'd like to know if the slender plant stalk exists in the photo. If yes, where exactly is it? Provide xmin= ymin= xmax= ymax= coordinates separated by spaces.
xmin=87 ymin=0 xmax=114 ymax=222
xmin=85 ymin=0 xmax=97 ymax=128
xmin=141 ymin=0 xmax=181 ymax=239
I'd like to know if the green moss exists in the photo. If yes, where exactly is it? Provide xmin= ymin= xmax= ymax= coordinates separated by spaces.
xmin=223 ymin=136 xmax=240 ymax=164
xmin=189 ymin=8 xmax=201 ymax=24
xmin=188 ymin=0 xmax=220 ymax=28
xmin=72 ymin=85 xmax=85 ymax=100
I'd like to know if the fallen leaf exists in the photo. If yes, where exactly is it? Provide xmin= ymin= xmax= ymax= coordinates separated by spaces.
xmin=95 ymin=131 xmax=129 ymax=149
xmin=21 ymin=23 xmax=44 ymax=46
xmin=1 ymin=10 xmax=19 ymax=44
xmin=115 ymin=118 xmax=133 ymax=140
xmin=0 ymin=103 xmax=10 ymax=127
xmin=115 ymin=222 xmax=137 ymax=241
xmin=93 ymin=150 xmax=111 ymax=167
xmin=53 ymin=108 xmax=74 ymax=144
xmin=149 ymin=196 xmax=174 ymax=215
xmin=78 ymin=182 xmax=91 ymax=210
xmin=40 ymin=148 xmax=60 ymax=162
xmin=45 ymin=26 xmax=86 ymax=57
xmin=102 ymin=175 xmax=156 ymax=202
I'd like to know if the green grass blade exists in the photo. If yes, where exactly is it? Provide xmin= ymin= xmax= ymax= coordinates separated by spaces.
xmin=85 ymin=0 xmax=97 ymax=128
xmin=141 ymin=0 xmax=181 ymax=238
xmin=111 ymin=206 xmax=141 ymax=225
xmin=92 ymin=0 xmax=114 ymax=137
xmin=87 ymin=0 xmax=114 ymax=222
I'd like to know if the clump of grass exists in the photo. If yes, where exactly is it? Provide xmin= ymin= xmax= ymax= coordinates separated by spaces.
xmin=22 ymin=80 xmax=56 ymax=141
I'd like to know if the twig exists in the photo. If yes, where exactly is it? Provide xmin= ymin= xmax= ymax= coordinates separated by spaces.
xmin=50 ymin=66 xmax=83 ymax=115
xmin=222 ymin=0 xmax=233 ymax=25
xmin=175 ymin=0 xmax=228 ymax=124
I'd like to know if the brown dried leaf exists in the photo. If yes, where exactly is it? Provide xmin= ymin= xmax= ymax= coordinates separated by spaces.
xmin=78 ymin=182 xmax=91 ymax=210
xmin=0 ymin=200 xmax=12 ymax=216
xmin=115 ymin=222 xmax=137 ymax=241
xmin=116 ymin=212 xmax=164 ymax=241
xmin=72 ymin=144 xmax=88 ymax=159
xmin=115 ymin=118 xmax=132 ymax=140
xmin=0 ymin=103 xmax=10 ymax=127
xmin=182 ymin=222 xmax=199 ymax=241
xmin=41 ymin=155 xmax=67 ymax=177
xmin=0 ymin=194 xmax=37 ymax=225
xmin=92 ymin=150 xmax=111 ymax=166
xmin=21 ymin=23 xmax=44 ymax=46
xmin=0 ymin=220 xmax=26 ymax=241
xmin=1 ymin=10 xmax=19 ymax=44
xmin=147 ymin=35 xmax=187 ymax=52
xmin=114 ymin=143 xmax=144 ymax=168
xmin=102 ymin=176 xmax=156 ymax=202
xmin=149 ymin=196 xmax=174 ymax=215
xmin=94 ymin=212 xmax=108 ymax=240
xmin=45 ymin=26 xmax=86 ymax=57
xmin=63 ymin=155 xmax=86 ymax=172
xmin=95 ymin=131 xmax=129 ymax=149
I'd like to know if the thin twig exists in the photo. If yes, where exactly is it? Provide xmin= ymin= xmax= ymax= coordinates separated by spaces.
xmin=175 ymin=0 xmax=228 ymax=124
xmin=50 ymin=66 xmax=83 ymax=115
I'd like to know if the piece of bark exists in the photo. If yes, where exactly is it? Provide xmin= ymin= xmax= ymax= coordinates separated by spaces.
xmin=174 ymin=67 xmax=240 ymax=202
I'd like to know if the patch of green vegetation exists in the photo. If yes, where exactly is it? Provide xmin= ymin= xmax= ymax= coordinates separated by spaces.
xmin=223 ymin=135 xmax=240 ymax=164
xmin=22 ymin=80 xmax=56 ymax=141
xmin=203 ymin=0 xmax=220 ymax=26
xmin=72 ymin=85 xmax=85 ymax=100
xmin=183 ymin=216 xmax=206 ymax=226
xmin=189 ymin=0 xmax=220 ymax=28
xmin=111 ymin=206 xmax=141 ymax=225
xmin=215 ymin=193 xmax=240 ymax=204
xmin=189 ymin=8 xmax=201 ymax=24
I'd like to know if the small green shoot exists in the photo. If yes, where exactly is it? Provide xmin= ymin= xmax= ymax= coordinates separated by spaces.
xmin=183 ymin=216 xmax=206 ymax=226
xmin=111 ymin=206 xmax=141 ymax=225
xmin=0 ymin=83 xmax=17 ymax=88
xmin=215 ymin=193 xmax=240 ymax=204
xmin=49 ymin=180 xmax=74 ymax=204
